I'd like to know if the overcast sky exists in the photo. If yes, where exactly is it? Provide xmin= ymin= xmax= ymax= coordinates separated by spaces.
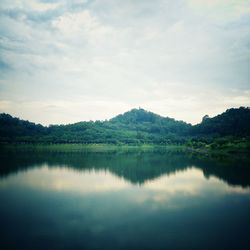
xmin=0 ymin=0 xmax=250 ymax=125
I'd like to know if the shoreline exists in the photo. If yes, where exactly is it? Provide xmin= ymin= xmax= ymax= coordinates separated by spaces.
xmin=0 ymin=142 xmax=249 ymax=158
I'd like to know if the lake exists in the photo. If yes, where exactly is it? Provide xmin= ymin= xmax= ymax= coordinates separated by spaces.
xmin=0 ymin=150 xmax=250 ymax=250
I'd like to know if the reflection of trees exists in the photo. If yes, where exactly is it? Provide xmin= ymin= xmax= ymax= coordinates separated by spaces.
xmin=0 ymin=151 xmax=250 ymax=188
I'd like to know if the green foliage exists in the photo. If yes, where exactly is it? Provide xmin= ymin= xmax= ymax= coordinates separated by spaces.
xmin=0 ymin=107 xmax=250 ymax=144
xmin=191 ymin=107 xmax=250 ymax=136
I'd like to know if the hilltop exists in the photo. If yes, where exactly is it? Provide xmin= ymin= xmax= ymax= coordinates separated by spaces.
xmin=0 ymin=107 xmax=250 ymax=144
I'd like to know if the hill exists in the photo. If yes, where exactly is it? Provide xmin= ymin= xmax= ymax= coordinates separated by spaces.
xmin=191 ymin=107 xmax=250 ymax=136
xmin=0 ymin=107 xmax=249 ymax=144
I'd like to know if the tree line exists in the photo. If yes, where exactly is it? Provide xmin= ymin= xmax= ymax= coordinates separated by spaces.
xmin=0 ymin=107 xmax=250 ymax=144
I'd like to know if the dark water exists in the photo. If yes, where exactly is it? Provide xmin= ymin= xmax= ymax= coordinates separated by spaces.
xmin=0 ymin=151 xmax=250 ymax=250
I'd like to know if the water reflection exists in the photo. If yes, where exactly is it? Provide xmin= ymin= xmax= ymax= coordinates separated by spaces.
xmin=1 ymin=165 xmax=249 ymax=196
xmin=1 ymin=151 xmax=250 ymax=250
xmin=0 ymin=166 xmax=131 ymax=193
xmin=1 ymin=151 xmax=250 ymax=187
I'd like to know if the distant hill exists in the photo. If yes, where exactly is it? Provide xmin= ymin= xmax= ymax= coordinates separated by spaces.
xmin=0 ymin=113 xmax=47 ymax=140
xmin=109 ymin=108 xmax=191 ymax=135
xmin=0 ymin=107 xmax=250 ymax=143
xmin=191 ymin=107 xmax=250 ymax=136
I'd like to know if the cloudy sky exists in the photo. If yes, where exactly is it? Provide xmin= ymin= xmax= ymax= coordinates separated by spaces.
xmin=0 ymin=0 xmax=250 ymax=125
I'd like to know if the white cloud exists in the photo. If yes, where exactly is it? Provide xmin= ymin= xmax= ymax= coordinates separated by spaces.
xmin=52 ymin=10 xmax=113 ymax=39
xmin=188 ymin=0 xmax=250 ymax=19
xmin=0 ymin=0 xmax=61 ymax=12
xmin=0 ymin=99 xmax=133 ymax=125
xmin=0 ymin=0 xmax=250 ymax=124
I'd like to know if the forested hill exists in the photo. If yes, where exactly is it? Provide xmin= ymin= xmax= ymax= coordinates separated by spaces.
xmin=0 ymin=107 xmax=249 ymax=144
xmin=109 ymin=108 xmax=191 ymax=135
xmin=190 ymin=107 xmax=250 ymax=136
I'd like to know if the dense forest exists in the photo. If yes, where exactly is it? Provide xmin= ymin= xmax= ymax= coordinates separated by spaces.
xmin=0 ymin=107 xmax=250 ymax=144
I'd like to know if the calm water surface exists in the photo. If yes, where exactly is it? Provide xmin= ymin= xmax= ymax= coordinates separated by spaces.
xmin=0 ymin=151 xmax=250 ymax=250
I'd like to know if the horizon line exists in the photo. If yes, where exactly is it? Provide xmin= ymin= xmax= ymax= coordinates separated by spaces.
xmin=1 ymin=106 xmax=249 ymax=127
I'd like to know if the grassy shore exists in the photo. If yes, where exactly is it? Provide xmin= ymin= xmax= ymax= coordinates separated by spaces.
xmin=0 ymin=140 xmax=249 ymax=156
xmin=0 ymin=143 xmax=188 ymax=153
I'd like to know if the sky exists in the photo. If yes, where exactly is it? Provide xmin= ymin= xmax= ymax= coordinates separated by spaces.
xmin=0 ymin=0 xmax=250 ymax=125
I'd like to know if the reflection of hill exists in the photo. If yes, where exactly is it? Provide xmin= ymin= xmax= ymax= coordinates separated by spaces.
xmin=0 ymin=151 xmax=250 ymax=187
xmin=192 ymin=157 xmax=250 ymax=188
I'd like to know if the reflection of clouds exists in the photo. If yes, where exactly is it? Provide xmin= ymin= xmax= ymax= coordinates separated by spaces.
xmin=131 ymin=168 xmax=250 ymax=207
xmin=144 ymin=167 xmax=205 ymax=194
xmin=0 ymin=165 xmax=131 ymax=193
xmin=222 ymin=185 xmax=250 ymax=194
xmin=1 ymin=166 xmax=249 ymax=203
xmin=145 ymin=167 xmax=250 ymax=194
